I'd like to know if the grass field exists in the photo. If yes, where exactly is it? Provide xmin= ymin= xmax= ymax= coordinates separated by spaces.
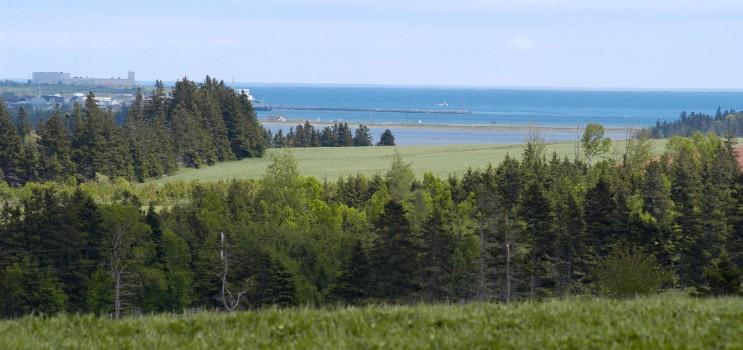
xmin=151 ymin=140 xmax=671 ymax=184
xmin=1 ymin=295 xmax=741 ymax=349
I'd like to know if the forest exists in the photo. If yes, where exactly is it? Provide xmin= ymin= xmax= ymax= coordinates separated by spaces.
xmin=649 ymin=107 xmax=743 ymax=138
xmin=270 ymin=121 xmax=395 ymax=148
xmin=0 ymin=77 xmax=268 ymax=185
xmin=0 ymin=80 xmax=398 ymax=187
xmin=0 ymin=126 xmax=741 ymax=318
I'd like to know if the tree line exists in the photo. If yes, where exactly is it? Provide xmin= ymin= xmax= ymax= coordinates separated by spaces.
xmin=270 ymin=121 xmax=395 ymax=148
xmin=0 ymin=76 xmax=269 ymax=185
xmin=0 ymin=80 xmax=403 ymax=187
xmin=1 ymin=130 xmax=742 ymax=318
xmin=649 ymin=108 xmax=742 ymax=139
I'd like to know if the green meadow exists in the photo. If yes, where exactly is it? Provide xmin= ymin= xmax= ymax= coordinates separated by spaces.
xmin=1 ymin=295 xmax=740 ymax=349
xmin=150 ymin=140 xmax=670 ymax=184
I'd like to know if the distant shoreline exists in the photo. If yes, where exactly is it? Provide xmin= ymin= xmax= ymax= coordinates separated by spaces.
xmin=260 ymin=119 xmax=633 ymax=132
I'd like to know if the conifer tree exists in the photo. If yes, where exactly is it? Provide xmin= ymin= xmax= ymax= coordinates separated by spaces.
xmin=17 ymin=107 xmax=39 ymax=183
xmin=252 ymin=251 xmax=297 ymax=308
xmin=124 ymin=88 xmax=155 ymax=181
xmin=200 ymin=87 xmax=233 ymax=162
xmin=321 ymin=126 xmax=338 ymax=146
xmin=670 ymin=145 xmax=705 ymax=285
xmin=37 ymin=112 xmax=74 ymax=182
xmin=377 ymin=129 xmax=396 ymax=146
xmin=553 ymin=190 xmax=590 ymax=294
xmin=338 ymin=123 xmax=353 ymax=146
xmin=144 ymin=81 xmax=177 ymax=175
xmin=385 ymin=151 xmax=414 ymax=203
xmin=327 ymin=240 xmax=369 ymax=305
xmin=699 ymin=250 xmax=742 ymax=296
xmin=420 ymin=208 xmax=456 ymax=301
xmin=15 ymin=106 xmax=32 ymax=140
xmin=265 ymin=260 xmax=298 ymax=307
xmin=519 ymin=181 xmax=556 ymax=298
xmin=353 ymin=124 xmax=373 ymax=146
xmin=0 ymin=258 xmax=68 ymax=317
xmin=584 ymin=178 xmax=619 ymax=257
xmin=0 ymin=101 xmax=24 ymax=185
xmin=369 ymin=200 xmax=420 ymax=302
xmin=273 ymin=129 xmax=287 ymax=148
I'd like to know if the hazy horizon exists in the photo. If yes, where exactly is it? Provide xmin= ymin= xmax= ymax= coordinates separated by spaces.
xmin=2 ymin=0 xmax=743 ymax=90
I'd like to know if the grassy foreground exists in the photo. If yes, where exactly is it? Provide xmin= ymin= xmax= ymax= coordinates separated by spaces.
xmin=151 ymin=140 xmax=670 ymax=184
xmin=1 ymin=295 xmax=741 ymax=349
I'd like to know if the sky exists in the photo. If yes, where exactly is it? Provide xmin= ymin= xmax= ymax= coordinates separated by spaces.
xmin=1 ymin=0 xmax=742 ymax=89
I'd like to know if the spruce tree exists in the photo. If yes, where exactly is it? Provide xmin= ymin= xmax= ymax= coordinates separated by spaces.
xmin=265 ymin=261 xmax=298 ymax=307
xmin=369 ymin=200 xmax=420 ymax=302
xmin=420 ymin=208 xmax=455 ymax=301
xmin=320 ymin=126 xmax=338 ymax=146
xmin=200 ymin=87 xmax=233 ymax=162
xmin=353 ymin=124 xmax=373 ymax=146
xmin=144 ymin=81 xmax=177 ymax=175
xmin=554 ymin=190 xmax=590 ymax=294
xmin=38 ymin=111 xmax=75 ymax=181
xmin=584 ymin=178 xmax=618 ymax=257
xmin=377 ymin=129 xmax=395 ymax=146
xmin=0 ymin=101 xmax=24 ymax=185
xmin=671 ymin=148 xmax=706 ymax=285
xmin=15 ymin=106 xmax=32 ymax=140
xmin=699 ymin=250 xmax=742 ymax=296
xmin=519 ymin=181 xmax=556 ymax=297
xmin=338 ymin=123 xmax=353 ymax=146
xmin=252 ymin=251 xmax=297 ymax=308
xmin=17 ymin=107 xmax=39 ymax=183
xmin=124 ymin=88 xmax=153 ymax=181
xmin=327 ymin=240 xmax=369 ymax=304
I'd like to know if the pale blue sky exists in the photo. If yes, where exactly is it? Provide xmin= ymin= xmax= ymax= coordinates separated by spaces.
xmin=2 ymin=0 xmax=742 ymax=89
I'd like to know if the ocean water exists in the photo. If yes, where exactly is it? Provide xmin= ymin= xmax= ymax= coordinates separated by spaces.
xmin=241 ymin=85 xmax=743 ymax=145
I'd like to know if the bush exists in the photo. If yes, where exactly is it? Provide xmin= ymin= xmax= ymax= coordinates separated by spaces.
xmin=594 ymin=245 xmax=669 ymax=298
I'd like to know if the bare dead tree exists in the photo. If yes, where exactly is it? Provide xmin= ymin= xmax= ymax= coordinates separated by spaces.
xmin=505 ymin=242 xmax=511 ymax=303
xmin=109 ymin=224 xmax=126 ymax=319
xmin=102 ymin=206 xmax=152 ymax=320
xmin=220 ymin=232 xmax=250 ymax=312
xmin=107 ymin=221 xmax=140 ymax=319
xmin=526 ymin=123 xmax=547 ymax=159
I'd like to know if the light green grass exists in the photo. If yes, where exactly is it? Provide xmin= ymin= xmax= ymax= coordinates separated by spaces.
xmin=152 ymin=140 xmax=670 ymax=184
xmin=1 ymin=295 xmax=741 ymax=349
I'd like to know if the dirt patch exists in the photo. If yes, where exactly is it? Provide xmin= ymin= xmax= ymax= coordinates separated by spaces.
xmin=736 ymin=146 xmax=743 ymax=170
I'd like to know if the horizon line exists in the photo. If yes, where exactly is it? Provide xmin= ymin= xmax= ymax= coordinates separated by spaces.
xmin=4 ymin=77 xmax=743 ymax=93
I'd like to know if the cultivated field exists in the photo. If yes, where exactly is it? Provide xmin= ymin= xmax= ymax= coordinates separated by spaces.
xmin=151 ymin=140 xmax=670 ymax=184
xmin=1 ymin=295 xmax=740 ymax=349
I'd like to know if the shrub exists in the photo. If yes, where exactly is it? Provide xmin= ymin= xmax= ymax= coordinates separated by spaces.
xmin=594 ymin=245 xmax=669 ymax=298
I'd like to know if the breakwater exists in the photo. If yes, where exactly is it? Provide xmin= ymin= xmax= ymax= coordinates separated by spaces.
xmin=268 ymin=105 xmax=472 ymax=115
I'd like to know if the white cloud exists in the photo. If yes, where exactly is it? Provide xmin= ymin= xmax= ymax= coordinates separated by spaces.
xmin=511 ymin=35 xmax=536 ymax=50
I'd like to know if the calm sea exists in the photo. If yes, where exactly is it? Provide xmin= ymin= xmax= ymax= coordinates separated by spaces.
xmin=240 ymin=85 xmax=743 ymax=145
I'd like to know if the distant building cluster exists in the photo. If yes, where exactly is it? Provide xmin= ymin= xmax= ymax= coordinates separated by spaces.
xmin=2 ymin=91 xmax=135 ymax=111
xmin=32 ymin=71 xmax=137 ymax=88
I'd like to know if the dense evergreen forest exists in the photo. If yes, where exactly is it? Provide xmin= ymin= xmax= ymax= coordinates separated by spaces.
xmin=0 ymin=130 xmax=741 ymax=318
xmin=0 ymin=77 xmax=269 ymax=185
xmin=270 ymin=121 xmax=395 ymax=147
xmin=649 ymin=108 xmax=743 ymax=138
